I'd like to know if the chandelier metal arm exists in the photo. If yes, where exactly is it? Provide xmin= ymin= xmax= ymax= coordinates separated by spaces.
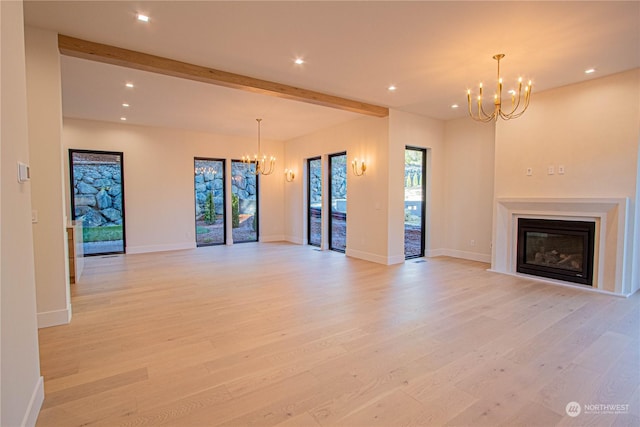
xmin=467 ymin=54 xmax=532 ymax=123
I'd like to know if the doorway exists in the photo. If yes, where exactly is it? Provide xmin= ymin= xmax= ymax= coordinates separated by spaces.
xmin=404 ymin=146 xmax=426 ymax=258
xmin=194 ymin=158 xmax=226 ymax=246
xmin=307 ymin=156 xmax=322 ymax=247
xmin=69 ymin=149 xmax=126 ymax=256
xmin=231 ymin=160 xmax=259 ymax=243
xmin=328 ymin=152 xmax=347 ymax=252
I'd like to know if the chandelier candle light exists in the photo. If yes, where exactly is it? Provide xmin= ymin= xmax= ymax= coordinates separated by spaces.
xmin=467 ymin=54 xmax=532 ymax=122
xmin=243 ymin=118 xmax=275 ymax=175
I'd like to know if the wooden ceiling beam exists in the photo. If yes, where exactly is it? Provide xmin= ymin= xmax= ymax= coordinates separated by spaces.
xmin=58 ymin=34 xmax=389 ymax=118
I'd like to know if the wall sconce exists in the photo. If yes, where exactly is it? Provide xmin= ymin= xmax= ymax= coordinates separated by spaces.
xmin=284 ymin=168 xmax=295 ymax=182
xmin=351 ymin=158 xmax=366 ymax=176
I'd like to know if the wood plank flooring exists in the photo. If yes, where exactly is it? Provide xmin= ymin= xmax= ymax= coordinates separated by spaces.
xmin=36 ymin=243 xmax=639 ymax=426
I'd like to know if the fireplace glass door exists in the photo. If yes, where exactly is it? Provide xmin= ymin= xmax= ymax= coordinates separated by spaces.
xmin=517 ymin=218 xmax=595 ymax=286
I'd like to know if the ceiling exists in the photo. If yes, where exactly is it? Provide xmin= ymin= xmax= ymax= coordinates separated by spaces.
xmin=23 ymin=1 xmax=640 ymax=141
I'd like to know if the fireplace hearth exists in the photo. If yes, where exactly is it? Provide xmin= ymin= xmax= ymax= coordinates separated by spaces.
xmin=517 ymin=218 xmax=595 ymax=286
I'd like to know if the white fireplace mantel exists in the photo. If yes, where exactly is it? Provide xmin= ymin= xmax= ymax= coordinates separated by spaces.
xmin=491 ymin=197 xmax=631 ymax=296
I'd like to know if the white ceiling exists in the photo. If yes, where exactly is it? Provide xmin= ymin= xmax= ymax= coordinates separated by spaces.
xmin=24 ymin=1 xmax=640 ymax=140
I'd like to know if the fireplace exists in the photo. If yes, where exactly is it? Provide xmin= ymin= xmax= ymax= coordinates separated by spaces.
xmin=516 ymin=218 xmax=595 ymax=286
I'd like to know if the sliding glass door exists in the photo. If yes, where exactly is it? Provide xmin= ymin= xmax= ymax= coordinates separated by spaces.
xmin=404 ymin=147 xmax=426 ymax=258
xmin=307 ymin=156 xmax=322 ymax=247
xmin=328 ymin=152 xmax=347 ymax=252
xmin=194 ymin=158 xmax=226 ymax=246
xmin=69 ymin=149 xmax=125 ymax=256
xmin=231 ymin=160 xmax=258 ymax=243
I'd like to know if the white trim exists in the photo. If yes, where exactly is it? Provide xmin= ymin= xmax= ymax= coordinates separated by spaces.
xmin=487 ymin=270 xmax=632 ymax=298
xmin=284 ymin=235 xmax=304 ymax=245
xmin=37 ymin=303 xmax=71 ymax=328
xmin=259 ymin=234 xmax=286 ymax=243
xmin=426 ymin=248 xmax=446 ymax=258
xmin=346 ymin=248 xmax=393 ymax=265
xmin=440 ymin=249 xmax=491 ymax=263
xmin=126 ymin=242 xmax=195 ymax=254
xmin=493 ymin=197 xmax=629 ymax=295
xmin=21 ymin=376 xmax=44 ymax=427
xmin=386 ymin=254 xmax=406 ymax=265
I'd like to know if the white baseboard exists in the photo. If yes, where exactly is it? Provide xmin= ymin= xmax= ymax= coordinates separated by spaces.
xmin=259 ymin=234 xmax=286 ymax=243
xmin=21 ymin=375 xmax=44 ymax=427
xmin=425 ymin=248 xmax=446 ymax=258
xmin=346 ymin=248 xmax=402 ymax=265
xmin=126 ymin=242 xmax=196 ymax=254
xmin=386 ymin=254 xmax=405 ymax=265
xmin=437 ymin=249 xmax=492 ymax=263
xmin=426 ymin=248 xmax=491 ymax=263
xmin=488 ymin=269 xmax=631 ymax=298
xmin=38 ymin=303 xmax=71 ymax=328
xmin=284 ymin=235 xmax=304 ymax=245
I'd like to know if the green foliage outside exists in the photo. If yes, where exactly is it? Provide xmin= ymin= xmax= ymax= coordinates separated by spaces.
xmin=232 ymin=193 xmax=240 ymax=228
xmin=203 ymin=192 xmax=216 ymax=224
xmin=83 ymin=225 xmax=122 ymax=243
xmin=196 ymin=226 xmax=209 ymax=235
xmin=252 ymin=213 xmax=257 ymax=231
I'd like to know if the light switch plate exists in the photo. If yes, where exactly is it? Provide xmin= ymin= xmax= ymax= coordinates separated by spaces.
xmin=17 ymin=162 xmax=30 ymax=183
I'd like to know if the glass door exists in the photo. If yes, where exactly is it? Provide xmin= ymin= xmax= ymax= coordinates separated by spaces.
xmin=231 ymin=160 xmax=258 ymax=243
xmin=328 ymin=152 xmax=347 ymax=252
xmin=307 ymin=156 xmax=322 ymax=247
xmin=194 ymin=158 xmax=226 ymax=246
xmin=404 ymin=146 xmax=426 ymax=258
xmin=69 ymin=149 xmax=125 ymax=256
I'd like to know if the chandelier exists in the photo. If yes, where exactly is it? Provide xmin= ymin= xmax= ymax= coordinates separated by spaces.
xmin=242 ymin=118 xmax=275 ymax=175
xmin=467 ymin=54 xmax=532 ymax=122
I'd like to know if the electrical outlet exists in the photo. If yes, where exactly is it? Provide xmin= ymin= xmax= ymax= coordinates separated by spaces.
xmin=548 ymin=165 xmax=555 ymax=175
xmin=558 ymin=165 xmax=565 ymax=175
xmin=470 ymin=239 xmax=476 ymax=247
xmin=526 ymin=167 xmax=533 ymax=176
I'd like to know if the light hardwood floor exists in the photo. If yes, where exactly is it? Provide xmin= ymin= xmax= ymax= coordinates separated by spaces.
xmin=36 ymin=243 xmax=639 ymax=426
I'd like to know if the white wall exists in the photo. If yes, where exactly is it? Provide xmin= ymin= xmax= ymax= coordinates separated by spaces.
xmin=494 ymin=69 xmax=640 ymax=294
xmin=284 ymin=116 xmax=392 ymax=263
xmin=443 ymin=117 xmax=495 ymax=262
xmin=389 ymin=110 xmax=446 ymax=258
xmin=25 ymin=26 xmax=71 ymax=328
xmin=1 ymin=1 xmax=45 ymax=426
xmin=495 ymin=69 xmax=639 ymax=199
xmin=63 ymin=119 xmax=285 ymax=252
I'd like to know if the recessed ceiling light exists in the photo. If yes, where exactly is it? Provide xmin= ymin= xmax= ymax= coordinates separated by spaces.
xmin=137 ymin=13 xmax=149 ymax=23
xmin=585 ymin=68 xmax=596 ymax=74
xmin=294 ymin=58 xmax=304 ymax=65
xmin=120 ymin=117 xmax=127 ymax=121
xmin=125 ymin=83 xmax=134 ymax=88
xmin=508 ymin=90 xmax=516 ymax=95
xmin=451 ymin=104 xmax=459 ymax=109
xmin=122 ymin=103 xmax=130 ymax=108
xmin=388 ymin=85 xmax=397 ymax=91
